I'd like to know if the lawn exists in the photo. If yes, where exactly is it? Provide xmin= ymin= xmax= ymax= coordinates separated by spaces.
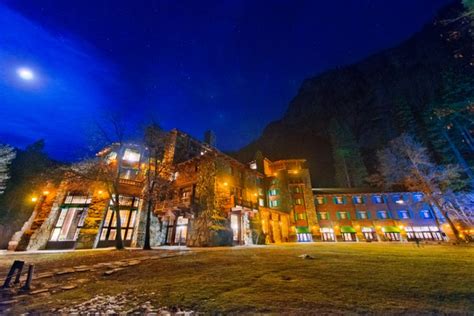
xmin=2 ymin=243 xmax=474 ymax=314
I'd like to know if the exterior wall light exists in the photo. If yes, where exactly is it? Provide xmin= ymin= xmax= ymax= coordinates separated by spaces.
xmin=42 ymin=191 xmax=50 ymax=196
xmin=31 ymin=197 xmax=38 ymax=202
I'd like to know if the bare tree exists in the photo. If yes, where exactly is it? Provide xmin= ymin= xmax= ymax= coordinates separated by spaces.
xmin=65 ymin=115 xmax=129 ymax=250
xmin=375 ymin=133 xmax=466 ymax=240
xmin=0 ymin=144 xmax=16 ymax=195
xmin=142 ymin=124 xmax=174 ymax=250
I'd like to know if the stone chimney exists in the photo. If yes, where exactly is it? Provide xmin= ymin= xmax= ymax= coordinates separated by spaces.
xmin=204 ymin=130 xmax=216 ymax=147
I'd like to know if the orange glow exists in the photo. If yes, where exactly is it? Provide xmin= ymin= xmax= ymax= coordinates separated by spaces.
xmin=398 ymin=225 xmax=404 ymax=230
xmin=98 ymin=190 xmax=103 ymax=195
xmin=31 ymin=197 xmax=38 ymax=202
xmin=223 ymin=182 xmax=228 ymax=186
xmin=42 ymin=190 xmax=50 ymax=195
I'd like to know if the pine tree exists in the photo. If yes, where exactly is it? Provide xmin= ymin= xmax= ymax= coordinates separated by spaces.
xmin=423 ymin=69 xmax=474 ymax=184
xmin=393 ymin=97 xmax=418 ymax=136
xmin=329 ymin=119 xmax=368 ymax=188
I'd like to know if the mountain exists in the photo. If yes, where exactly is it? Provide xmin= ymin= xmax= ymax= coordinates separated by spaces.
xmin=235 ymin=1 xmax=474 ymax=187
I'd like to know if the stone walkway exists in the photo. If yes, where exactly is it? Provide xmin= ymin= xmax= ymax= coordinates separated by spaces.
xmin=0 ymin=251 xmax=189 ymax=313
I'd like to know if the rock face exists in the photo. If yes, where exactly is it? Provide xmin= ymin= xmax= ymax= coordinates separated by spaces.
xmin=235 ymin=1 xmax=473 ymax=186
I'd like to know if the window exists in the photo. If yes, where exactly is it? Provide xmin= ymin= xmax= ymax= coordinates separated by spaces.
xmin=50 ymin=194 xmax=90 ymax=242
xmin=123 ymin=148 xmax=140 ymax=162
xmin=269 ymin=189 xmax=279 ymax=196
xmin=357 ymin=210 xmax=368 ymax=219
xmin=318 ymin=212 xmax=329 ymax=220
xmin=293 ymin=186 xmax=302 ymax=193
xmin=377 ymin=210 xmax=389 ymax=219
xmin=258 ymin=198 xmax=265 ymax=207
xmin=413 ymin=193 xmax=424 ymax=202
xmin=420 ymin=210 xmax=432 ymax=219
xmin=334 ymin=196 xmax=345 ymax=204
xmin=372 ymin=195 xmax=384 ymax=204
xmin=295 ymin=198 xmax=303 ymax=205
xmin=353 ymin=196 xmax=364 ymax=204
xmin=393 ymin=194 xmax=405 ymax=205
xmin=100 ymin=196 xmax=140 ymax=242
xmin=270 ymin=200 xmax=280 ymax=208
xmin=398 ymin=210 xmax=410 ymax=219
xmin=296 ymin=213 xmax=306 ymax=220
xmin=337 ymin=211 xmax=350 ymax=220
xmin=315 ymin=196 xmax=326 ymax=205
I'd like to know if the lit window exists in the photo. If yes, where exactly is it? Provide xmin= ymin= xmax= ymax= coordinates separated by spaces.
xmin=357 ymin=211 xmax=368 ymax=219
xmin=270 ymin=200 xmax=280 ymax=208
xmin=318 ymin=212 xmax=329 ymax=220
xmin=377 ymin=210 xmax=389 ymax=219
xmin=334 ymin=196 xmax=345 ymax=204
xmin=353 ymin=196 xmax=364 ymax=204
xmin=337 ymin=211 xmax=349 ymax=220
xmin=398 ymin=210 xmax=410 ymax=219
xmin=123 ymin=149 xmax=141 ymax=162
xmin=259 ymin=198 xmax=265 ymax=207
xmin=269 ymin=189 xmax=278 ymax=196
xmin=420 ymin=210 xmax=432 ymax=219
xmin=372 ymin=195 xmax=384 ymax=204
xmin=295 ymin=198 xmax=303 ymax=205
xmin=413 ymin=193 xmax=424 ymax=202
xmin=293 ymin=186 xmax=302 ymax=193
xmin=315 ymin=196 xmax=325 ymax=205
xmin=297 ymin=213 xmax=306 ymax=220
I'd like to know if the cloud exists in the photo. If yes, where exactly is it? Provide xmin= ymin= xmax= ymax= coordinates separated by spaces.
xmin=0 ymin=4 xmax=121 ymax=160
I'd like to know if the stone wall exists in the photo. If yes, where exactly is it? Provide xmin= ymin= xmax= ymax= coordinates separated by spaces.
xmin=76 ymin=192 xmax=108 ymax=249
xmin=25 ymin=187 xmax=67 ymax=250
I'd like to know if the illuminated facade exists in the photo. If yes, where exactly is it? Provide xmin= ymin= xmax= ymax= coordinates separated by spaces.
xmin=9 ymin=129 xmax=458 ymax=251
xmin=312 ymin=188 xmax=454 ymax=242
xmin=9 ymin=129 xmax=316 ymax=250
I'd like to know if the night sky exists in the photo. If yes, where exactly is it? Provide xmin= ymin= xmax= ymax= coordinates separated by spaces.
xmin=0 ymin=0 xmax=451 ymax=161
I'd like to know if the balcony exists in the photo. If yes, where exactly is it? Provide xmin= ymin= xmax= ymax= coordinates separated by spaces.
xmin=155 ymin=197 xmax=192 ymax=211
xmin=233 ymin=197 xmax=258 ymax=210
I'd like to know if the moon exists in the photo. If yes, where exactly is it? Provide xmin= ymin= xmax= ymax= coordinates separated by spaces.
xmin=17 ymin=67 xmax=34 ymax=80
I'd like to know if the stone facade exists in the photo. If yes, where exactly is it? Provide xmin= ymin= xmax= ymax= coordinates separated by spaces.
xmin=11 ymin=128 xmax=459 ymax=252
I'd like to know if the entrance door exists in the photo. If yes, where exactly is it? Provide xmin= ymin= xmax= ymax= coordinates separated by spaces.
xmin=363 ymin=232 xmax=378 ymax=241
xmin=342 ymin=232 xmax=356 ymax=241
xmin=385 ymin=232 xmax=401 ymax=241
xmin=174 ymin=216 xmax=188 ymax=245
xmin=231 ymin=213 xmax=241 ymax=244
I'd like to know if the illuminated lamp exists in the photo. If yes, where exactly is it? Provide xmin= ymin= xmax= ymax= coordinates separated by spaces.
xmin=42 ymin=190 xmax=50 ymax=195
xmin=31 ymin=196 xmax=38 ymax=202
xmin=223 ymin=182 xmax=228 ymax=186
xmin=398 ymin=225 xmax=404 ymax=230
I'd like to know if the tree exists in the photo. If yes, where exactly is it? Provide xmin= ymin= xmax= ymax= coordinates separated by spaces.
xmin=329 ymin=119 xmax=368 ymax=188
xmin=66 ymin=116 xmax=129 ymax=250
xmin=0 ymin=145 xmax=16 ymax=195
xmin=393 ymin=97 xmax=418 ymax=136
xmin=423 ymin=68 xmax=474 ymax=185
xmin=142 ymin=124 xmax=174 ymax=250
xmin=0 ymin=140 xmax=56 ymax=225
xmin=375 ymin=133 xmax=466 ymax=240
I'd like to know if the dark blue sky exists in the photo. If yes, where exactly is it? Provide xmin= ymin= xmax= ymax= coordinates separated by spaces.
xmin=0 ymin=0 xmax=451 ymax=160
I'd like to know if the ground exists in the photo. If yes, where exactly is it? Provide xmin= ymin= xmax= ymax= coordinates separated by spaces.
xmin=1 ymin=243 xmax=473 ymax=314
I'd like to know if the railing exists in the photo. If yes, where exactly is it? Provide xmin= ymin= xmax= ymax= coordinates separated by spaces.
xmin=155 ymin=197 xmax=192 ymax=211
xmin=233 ymin=197 xmax=258 ymax=210
xmin=119 ymin=178 xmax=144 ymax=187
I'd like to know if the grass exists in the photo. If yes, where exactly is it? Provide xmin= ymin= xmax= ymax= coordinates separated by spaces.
xmin=3 ymin=243 xmax=474 ymax=314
